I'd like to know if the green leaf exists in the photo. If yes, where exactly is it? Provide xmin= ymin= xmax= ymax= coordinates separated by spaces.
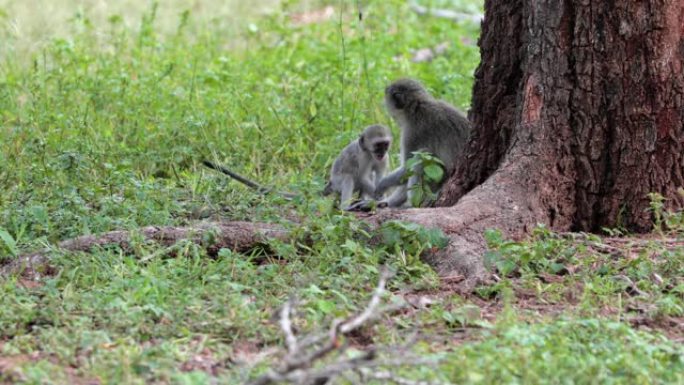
xmin=316 ymin=300 xmax=336 ymax=314
xmin=496 ymin=259 xmax=517 ymax=276
xmin=309 ymin=102 xmax=317 ymax=118
xmin=342 ymin=239 xmax=362 ymax=253
xmin=484 ymin=229 xmax=505 ymax=246
xmin=550 ymin=262 xmax=566 ymax=274
xmin=0 ymin=228 xmax=18 ymax=257
xmin=422 ymin=228 xmax=449 ymax=249
xmin=424 ymin=164 xmax=444 ymax=182
xmin=410 ymin=187 xmax=424 ymax=207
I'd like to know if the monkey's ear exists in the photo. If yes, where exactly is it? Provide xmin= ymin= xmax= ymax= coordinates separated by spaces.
xmin=358 ymin=134 xmax=366 ymax=148
xmin=391 ymin=92 xmax=406 ymax=109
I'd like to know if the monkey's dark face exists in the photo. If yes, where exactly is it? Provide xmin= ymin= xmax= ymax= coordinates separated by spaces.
xmin=370 ymin=138 xmax=391 ymax=161
xmin=385 ymin=78 xmax=428 ymax=112
xmin=360 ymin=136 xmax=391 ymax=161
xmin=359 ymin=125 xmax=392 ymax=161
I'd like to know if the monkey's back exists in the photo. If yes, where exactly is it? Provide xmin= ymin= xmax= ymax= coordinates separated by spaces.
xmin=402 ymin=99 xmax=471 ymax=173
xmin=328 ymin=139 xmax=376 ymax=191
xmin=331 ymin=140 xmax=362 ymax=176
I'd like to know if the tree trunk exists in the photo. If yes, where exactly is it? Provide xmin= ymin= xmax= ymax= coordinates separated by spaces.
xmin=441 ymin=0 xmax=684 ymax=230
xmin=389 ymin=0 xmax=684 ymax=277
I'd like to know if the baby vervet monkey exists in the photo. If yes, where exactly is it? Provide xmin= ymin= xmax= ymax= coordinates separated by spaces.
xmin=373 ymin=78 xmax=472 ymax=208
xmin=323 ymin=124 xmax=392 ymax=210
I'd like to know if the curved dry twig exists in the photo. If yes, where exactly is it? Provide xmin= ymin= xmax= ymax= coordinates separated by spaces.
xmin=246 ymin=268 xmax=448 ymax=385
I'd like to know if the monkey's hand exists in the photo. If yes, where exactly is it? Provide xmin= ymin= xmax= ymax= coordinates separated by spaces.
xmin=345 ymin=199 xmax=378 ymax=212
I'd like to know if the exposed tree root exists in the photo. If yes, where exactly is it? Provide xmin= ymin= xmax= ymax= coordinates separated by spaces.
xmin=1 ymin=221 xmax=288 ymax=279
xmin=368 ymin=152 xmax=547 ymax=282
xmin=3 ymin=156 xmax=547 ymax=284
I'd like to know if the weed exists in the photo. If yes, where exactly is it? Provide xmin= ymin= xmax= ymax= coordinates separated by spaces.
xmin=404 ymin=150 xmax=446 ymax=207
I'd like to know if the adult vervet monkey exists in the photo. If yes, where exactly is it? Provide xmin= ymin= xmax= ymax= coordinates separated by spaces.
xmin=374 ymin=78 xmax=472 ymax=208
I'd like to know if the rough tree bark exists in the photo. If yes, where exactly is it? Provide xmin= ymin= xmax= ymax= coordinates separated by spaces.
xmin=415 ymin=0 xmax=684 ymax=276
xmin=5 ymin=0 xmax=683 ymax=280
xmin=441 ymin=0 xmax=684 ymax=228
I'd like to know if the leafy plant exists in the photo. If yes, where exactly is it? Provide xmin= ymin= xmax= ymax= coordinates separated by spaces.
xmin=646 ymin=191 xmax=684 ymax=234
xmin=483 ymin=225 xmax=579 ymax=277
xmin=0 ymin=228 xmax=18 ymax=260
xmin=378 ymin=220 xmax=448 ymax=280
xmin=404 ymin=151 xmax=446 ymax=207
xmin=440 ymin=319 xmax=684 ymax=385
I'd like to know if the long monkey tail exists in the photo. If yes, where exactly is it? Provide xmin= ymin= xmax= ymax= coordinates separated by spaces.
xmin=202 ymin=160 xmax=297 ymax=200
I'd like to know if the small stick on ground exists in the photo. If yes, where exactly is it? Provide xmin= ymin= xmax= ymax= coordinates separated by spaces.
xmin=247 ymin=268 xmax=448 ymax=385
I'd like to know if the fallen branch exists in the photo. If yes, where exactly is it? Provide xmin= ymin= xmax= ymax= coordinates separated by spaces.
xmin=247 ymin=269 xmax=448 ymax=385
xmin=1 ymin=221 xmax=288 ymax=279
xmin=4 ymin=183 xmax=518 ymax=283
xmin=3 ymin=199 xmax=496 ymax=283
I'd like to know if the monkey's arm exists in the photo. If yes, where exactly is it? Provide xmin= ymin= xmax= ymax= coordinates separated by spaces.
xmin=372 ymin=159 xmax=389 ymax=185
xmin=358 ymin=178 xmax=377 ymax=200
xmin=345 ymin=164 xmax=402 ymax=211
xmin=381 ymin=184 xmax=408 ymax=208
xmin=338 ymin=175 xmax=356 ymax=210
xmin=375 ymin=166 xmax=407 ymax=196
xmin=379 ymin=166 xmax=419 ymax=208
xmin=404 ymin=173 xmax=422 ymax=208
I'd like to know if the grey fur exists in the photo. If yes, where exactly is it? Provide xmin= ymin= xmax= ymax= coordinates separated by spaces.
xmin=376 ymin=78 xmax=472 ymax=208
xmin=324 ymin=125 xmax=392 ymax=209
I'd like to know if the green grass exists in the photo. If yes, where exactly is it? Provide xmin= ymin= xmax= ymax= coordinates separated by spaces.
xmin=442 ymin=319 xmax=684 ymax=385
xmin=1 ymin=0 xmax=684 ymax=384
